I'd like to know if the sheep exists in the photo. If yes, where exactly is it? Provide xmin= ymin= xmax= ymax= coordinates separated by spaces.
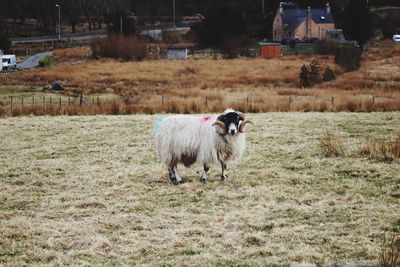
xmin=154 ymin=109 xmax=253 ymax=184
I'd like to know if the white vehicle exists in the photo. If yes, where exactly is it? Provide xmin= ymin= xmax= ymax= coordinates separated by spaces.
xmin=1 ymin=54 xmax=17 ymax=70
xmin=393 ymin=34 xmax=400 ymax=42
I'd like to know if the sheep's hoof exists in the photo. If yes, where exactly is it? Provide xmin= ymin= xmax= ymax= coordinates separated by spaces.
xmin=221 ymin=175 xmax=228 ymax=182
xmin=172 ymin=179 xmax=182 ymax=185
xmin=170 ymin=177 xmax=182 ymax=185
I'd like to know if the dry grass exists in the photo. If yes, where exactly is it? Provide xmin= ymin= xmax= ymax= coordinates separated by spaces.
xmin=359 ymin=133 xmax=400 ymax=162
xmin=320 ymin=130 xmax=347 ymax=157
xmin=5 ymin=57 xmax=307 ymax=93
xmin=380 ymin=232 xmax=400 ymax=267
xmin=0 ymin=112 xmax=399 ymax=265
xmin=53 ymin=46 xmax=92 ymax=62
xmin=2 ymin=94 xmax=400 ymax=117
xmin=2 ymin=40 xmax=400 ymax=115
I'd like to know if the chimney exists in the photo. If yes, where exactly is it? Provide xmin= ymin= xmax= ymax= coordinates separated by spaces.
xmin=279 ymin=2 xmax=283 ymax=14
xmin=326 ymin=2 xmax=331 ymax=13
xmin=307 ymin=6 xmax=312 ymax=39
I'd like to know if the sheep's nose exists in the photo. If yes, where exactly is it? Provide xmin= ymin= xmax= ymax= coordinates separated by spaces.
xmin=229 ymin=129 xmax=236 ymax=135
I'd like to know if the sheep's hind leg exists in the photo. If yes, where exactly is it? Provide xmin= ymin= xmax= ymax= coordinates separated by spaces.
xmin=169 ymin=163 xmax=182 ymax=185
xmin=220 ymin=161 xmax=228 ymax=181
xmin=200 ymin=164 xmax=209 ymax=184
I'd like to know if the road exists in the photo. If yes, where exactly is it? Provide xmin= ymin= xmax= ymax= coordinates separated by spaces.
xmin=10 ymin=30 xmax=107 ymax=44
xmin=17 ymin=51 xmax=53 ymax=69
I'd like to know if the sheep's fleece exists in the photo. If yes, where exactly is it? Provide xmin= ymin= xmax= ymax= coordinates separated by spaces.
xmin=154 ymin=109 xmax=252 ymax=184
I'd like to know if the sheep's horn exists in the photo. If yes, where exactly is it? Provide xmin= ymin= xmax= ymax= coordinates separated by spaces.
xmin=212 ymin=121 xmax=227 ymax=134
xmin=239 ymin=120 xmax=254 ymax=133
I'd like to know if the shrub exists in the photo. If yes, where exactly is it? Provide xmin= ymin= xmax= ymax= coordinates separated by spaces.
xmin=299 ymin=64 xmax=312 ymax=88
xmin=299 ymin=59 xmax=330 ymax=87
xmin=309 ymin=59 xmax=323 ymax=84
xmin=90 ymin=35 xmax=148 ymax=61
xmin=359 ymin=133 xmax=400 ymax=162
xmin=320 ymin=130 xmax=347 ymax=157
xmin=220 ymin=35 xmax=252 ymax=59
xmin=314 ymin=41 xmax=337 ymax=55
xmin=38 ymin=56 xmax=55 ymax=67
xmin=323 ymin=66 xmax=336 ymax=82
xmin=380 ymin=232 xmax=400 ymax=267
xmin=335 ymin=45 xmax=362 ymax=72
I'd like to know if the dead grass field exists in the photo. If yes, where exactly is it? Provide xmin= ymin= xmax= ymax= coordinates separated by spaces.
xmin=1 ymin=112 xmax=399 ymax=266
xmin=1 ymin=41 xmax=400 ymax=115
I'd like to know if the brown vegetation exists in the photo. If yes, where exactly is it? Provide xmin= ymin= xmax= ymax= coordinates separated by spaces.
xmin=359 ymin=133 xmax=400 ymax=162
xmin=380 ymin=232 xmax=400 ymax=267
xmin=320 ymin=130 xmax=347 ymax=157
xmin=1 ymin=40 xmax=400 ymax=116
xmin=90 ymin=35 xmax=148 ymax=60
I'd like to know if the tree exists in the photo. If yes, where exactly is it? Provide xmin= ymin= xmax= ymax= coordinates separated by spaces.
xmin=0 ymin=32 xmax=11 ymax=52
xmin=197 ymin=5 xmax=247 ymax=48
xmin=343 ymin=0 xmax=374 ymax=50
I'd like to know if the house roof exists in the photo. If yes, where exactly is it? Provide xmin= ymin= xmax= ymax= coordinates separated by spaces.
xmin=281 ymin=9 xmax=334 ymax=32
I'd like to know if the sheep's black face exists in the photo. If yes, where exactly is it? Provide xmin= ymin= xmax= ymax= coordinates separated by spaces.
xmin=217 ymin=112 xmax=244 ymax=136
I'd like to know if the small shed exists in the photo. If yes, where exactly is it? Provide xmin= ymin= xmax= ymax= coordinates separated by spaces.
xmin=167 ymin=47 xmax=188 ymax=60
xmin=259 ymin=43 xmax=281 ymax=59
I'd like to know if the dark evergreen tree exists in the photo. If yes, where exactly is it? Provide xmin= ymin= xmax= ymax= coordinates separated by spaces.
xmin=343 ymin=0 xmax=374 ymax=49
xmin=197 ymin=5 xmax=247 ymax=48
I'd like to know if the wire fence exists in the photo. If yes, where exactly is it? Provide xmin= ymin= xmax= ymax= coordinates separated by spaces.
xmin=0 ymin=93 xmax=395 ymax=115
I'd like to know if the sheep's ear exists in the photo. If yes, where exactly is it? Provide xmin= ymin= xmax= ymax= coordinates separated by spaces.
xmin=212 ymin=121 xmax=227 ymax=135
xmin=216 ymin=114 xmax=225 ymax=122
xmin=237 ymin=111 xmax=245 ymax=121
xmin=239 ymin=120 xmax=254 ymax=133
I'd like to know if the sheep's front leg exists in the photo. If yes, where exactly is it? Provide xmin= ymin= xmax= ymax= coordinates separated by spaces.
xmin=220 ymin=161 xmax=228 ymax=181
xmin=200 ymin=164 xmax=209 ymax=184
xmin=169 ymin=163 xmax=182 ymax=185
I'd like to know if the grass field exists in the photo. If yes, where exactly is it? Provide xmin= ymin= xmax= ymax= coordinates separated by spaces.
xmin=1 ymin=112 xmax=399 ymax=266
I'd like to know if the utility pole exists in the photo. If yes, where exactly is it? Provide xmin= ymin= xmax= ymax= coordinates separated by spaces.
xmin=173 ymin=0 xmax=176 ymax=29
xmin=56 ymin=4 xmax=61 ymax=41
xmin=120 ymin=16 xmax=123 ymax=36
xmin=262 ymin=0 xmax=265 ymax=15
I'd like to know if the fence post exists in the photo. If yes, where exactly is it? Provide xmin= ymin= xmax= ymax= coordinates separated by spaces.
xmin=43 ymin=96 xmax=45 ymax=109
xmin=21 ymin=97 xmax=24 ymax=109
xmin=80 ymin=91 xmax=83 ymax=106
xmin=97 ymin=97 xmax=100 ymax=106
xmin=59 ymin=97 xmax=62 ymax=108
xmin=50 ymin=97 xmax=52 ymax=108
xmin=92 ymin=98 xmax=95 ymax=105
xmin=10 ymin=96 xmax=13 ymax=112
xmin=372 ymin=96 xmax=375 ymax=106
xmin=205 ymin=96 xmax=208 ymax=107
xmin=288 ymin=96 xmax=291 ymax=110
xmin=331 ymin=97 xmax=334 ymax=106
xmin=68 ymin=97 xmax=71 ymax=106
xmin=32 ymin=96 xmax=35 ymax=107
xmin=162 ymin=95 xmax=164 ymax=106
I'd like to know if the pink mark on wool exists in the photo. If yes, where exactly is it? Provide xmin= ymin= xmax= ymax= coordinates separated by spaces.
xmin=201 ymin=115 xmax=214 ymax=122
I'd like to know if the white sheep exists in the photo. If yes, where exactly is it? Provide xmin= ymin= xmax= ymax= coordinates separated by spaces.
xmin=154 ymin=109 xmax=253 ymax=184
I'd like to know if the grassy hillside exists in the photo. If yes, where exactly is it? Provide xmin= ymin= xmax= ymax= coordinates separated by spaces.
xmin=0 ymin=113 xmax=399 ymax=265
